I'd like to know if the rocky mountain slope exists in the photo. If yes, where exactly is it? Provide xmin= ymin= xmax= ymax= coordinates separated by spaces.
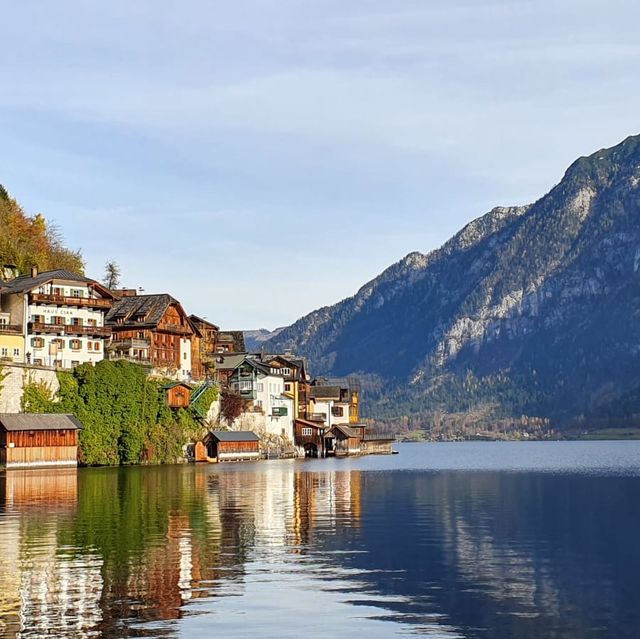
xmin=265 ymin=135 xmax=640 ymax=430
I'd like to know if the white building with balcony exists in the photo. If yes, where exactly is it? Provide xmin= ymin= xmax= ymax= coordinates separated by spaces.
xmin=0 ymin=268 xmax=114 ymax=369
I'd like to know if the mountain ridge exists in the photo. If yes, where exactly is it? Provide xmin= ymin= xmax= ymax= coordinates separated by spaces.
xmin=265 ymin=134 xmax=640 ymax=431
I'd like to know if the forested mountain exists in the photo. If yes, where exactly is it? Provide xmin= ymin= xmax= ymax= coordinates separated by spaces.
xmin=265 ymin=135 xmax=640 ymax=432
xmin=0 ymin=185 xmax=84 ymax=276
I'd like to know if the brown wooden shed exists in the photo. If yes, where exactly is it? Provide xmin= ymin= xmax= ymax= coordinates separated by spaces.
xmin=0 ymin=413 xmax=83 ymax=468
xmin=204 ymin=431 xmax=260 ymax=462
xmin=164 ymin=382 xmax=193 ymax=409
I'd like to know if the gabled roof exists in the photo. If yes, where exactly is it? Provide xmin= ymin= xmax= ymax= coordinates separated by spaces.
xmin=0 ymin=413 xmax=84 ymax=431
xmin=208 ymin=430 xmax=260 ymax=442
xmin=309 ymin=385 xmax=342 ymax=400
xmin=1 ymin=269 xmax=114 ymax=298
xmin=331 ymin=424 xmax=361 ymax=439
xmin=214 ymin=353 xmax=248 ymax=371
xmin=189 ymin=314 xmax=220 ymax=331
xmin=106 ymin=294 xmax=194 ymax=332
xmin=294 ymin=418 xmax=325 ymax=429
xmin=163 ymin=382 xmax=193 ymax=391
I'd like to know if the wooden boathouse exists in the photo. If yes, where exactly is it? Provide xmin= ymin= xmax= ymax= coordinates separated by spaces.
xmin=0 ymin=413 xmax=83 ymax=468
xmin=203 ymin=431 xmax=260 ymax=462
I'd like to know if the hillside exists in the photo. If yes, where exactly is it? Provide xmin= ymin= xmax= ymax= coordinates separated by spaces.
xmin=0 ymin=185 xmax=84 ymax=276
xmin=265 ymin=135 xmax=640 ymax=432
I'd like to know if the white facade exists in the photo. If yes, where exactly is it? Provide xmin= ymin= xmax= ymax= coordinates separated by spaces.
xmin=179 ymin=337 xmax=191 ymax=381
xmin=16 ymin=279 xmax=112 ymax=369
xmin=253 ymin=373 xmax=295 ymax=441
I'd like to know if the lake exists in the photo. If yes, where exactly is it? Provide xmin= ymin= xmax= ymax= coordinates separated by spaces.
xmin=1 ymin=441 xmax=639 ymax=638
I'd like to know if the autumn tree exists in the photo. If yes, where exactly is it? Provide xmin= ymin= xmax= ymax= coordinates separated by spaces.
xmin=0 ymin=185 xmax=84 ymax=274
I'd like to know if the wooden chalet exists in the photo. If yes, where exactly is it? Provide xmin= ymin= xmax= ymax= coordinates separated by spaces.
xmin=189 ymin=315 xmax=219 ymax=376
xmin=203 ymin=431 xmax=260 ymax=462
xmin=106 ymin=294 xmax=199 ymax=380
xmin=0 ymin=413 xmax=83 ymax=468
xmin=163 ymin=382 xmax=193 ymax=409
xmin=215 ymin=331 xmax=245 ymax=353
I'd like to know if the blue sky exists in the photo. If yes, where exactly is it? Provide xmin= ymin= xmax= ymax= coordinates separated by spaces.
xmin=1 ymin=1 xmax=639 ymax=329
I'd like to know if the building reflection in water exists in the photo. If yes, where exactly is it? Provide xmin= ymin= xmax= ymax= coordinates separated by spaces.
xmin=0 ymin=462 xmax=638 ymax=638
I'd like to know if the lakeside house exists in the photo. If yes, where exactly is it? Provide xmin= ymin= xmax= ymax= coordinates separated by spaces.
xmin=0 ymin=413 xmax=83 ymax=468
xmin=106 ymin=294 xmax=199 ymax=381
xmin=0 ymin=267 xmax=114 ymax=369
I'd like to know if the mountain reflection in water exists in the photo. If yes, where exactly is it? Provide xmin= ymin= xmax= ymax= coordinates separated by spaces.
xmin=1 ymin=442 xmax=639 ymax=638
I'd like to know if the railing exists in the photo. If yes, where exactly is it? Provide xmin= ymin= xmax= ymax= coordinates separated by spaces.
xmin=0 ymin=324 xmax=22 ymax=334
xmin=108 ymin=338 xmax=151 ymax=350
xmin=30 ymin=293 xmax=112 ymax=309
xmin=108 ymin=354 xmax=152 ymax=365
xmin=29 ymin=322 xmax=111 ymax=337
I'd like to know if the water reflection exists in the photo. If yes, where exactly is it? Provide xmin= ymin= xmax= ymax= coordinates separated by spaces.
xmin=0 ymin=444 xmax=639 ymax=638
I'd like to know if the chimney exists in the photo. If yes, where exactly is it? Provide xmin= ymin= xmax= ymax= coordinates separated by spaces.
xmin=30 ymin=266 xmax=38 ymax=278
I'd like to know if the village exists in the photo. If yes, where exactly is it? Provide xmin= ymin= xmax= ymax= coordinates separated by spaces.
xmin=0 ymin=266 xmax=395 ymax=469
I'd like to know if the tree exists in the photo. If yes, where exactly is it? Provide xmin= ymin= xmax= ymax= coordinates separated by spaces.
xmin=103 ymin=260 xmax=121 ymax=289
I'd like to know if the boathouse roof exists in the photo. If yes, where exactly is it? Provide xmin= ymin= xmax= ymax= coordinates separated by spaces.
xmin=0 ymin=413 xmax=84 ymax=432
xmin=209 ymin=430 xmax=260 ymax=442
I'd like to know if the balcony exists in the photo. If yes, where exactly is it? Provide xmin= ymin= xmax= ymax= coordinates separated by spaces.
xmin=309 ymin=413 xmax=327 ymax=423
xmin=0 ymin=324 xmax=22 ymax=335
xmin=157 ymin=322 xmax=192 ymax=336
xmin=29 ymin=322 xmax=111 ymax=337
xmin=109 ymin=338 xmax=151 ymax=350
xmin=30 ymin=293 xmax=112 ymax=309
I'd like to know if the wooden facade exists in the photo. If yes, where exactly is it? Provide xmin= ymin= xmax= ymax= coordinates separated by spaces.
xmin=106 ymin=294 xmax=198 ymax=378
xmin=294 ymin=419 xmax=326 ymax=457
xmin=0 ymin=413 xmax=82 ymax=468
xmin=164 ymin=382 xmax=192 ymax=409
xmin=204 ymin=431 xmax=260 ymax=462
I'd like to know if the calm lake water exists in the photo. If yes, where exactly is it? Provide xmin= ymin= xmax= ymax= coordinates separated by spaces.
xmin=1 ymin=441 xmax=640 ymax=638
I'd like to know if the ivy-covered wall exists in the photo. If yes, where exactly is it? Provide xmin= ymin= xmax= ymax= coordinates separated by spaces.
xmin=21 ymin=360 xmax=218 ymax=466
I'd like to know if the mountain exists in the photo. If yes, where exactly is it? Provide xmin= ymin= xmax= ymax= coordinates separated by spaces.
xmin=265 ymin=135 xmax=640 ymax=432
xmin=243 ymin=327 xmax=285 ymax=352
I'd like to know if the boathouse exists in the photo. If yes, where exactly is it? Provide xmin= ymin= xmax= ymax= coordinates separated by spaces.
xmin=328 ymin=424 xmax=362 ymax=456
xmin=0 ymin=413 xmax=83 ymax=468
xmin=204 ymin=431 xmax=260 ymax=462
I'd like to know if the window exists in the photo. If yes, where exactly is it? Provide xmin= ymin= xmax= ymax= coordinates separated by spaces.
xmin=87 ymin=318 xmax=97 ymax=327
xmin=71 ymin=317 xmax=84 ymax=326
xmin=52 ymin=315 xmax=65 ymax=326
xmin=332 ymin=406 xmax=344 ymax=417
xmin=281 ymin=367 xmax=291 ymax=376
xmin=71 ymin=360 xmax=80 ymax=367
xmin=93 ymin=342 xmax=101 ymax=351
xmin=70 ymin=288 xmax=83 ymax=298
xmin=70 ymin=339 xmax=82 ymax=350
xmin=1 ymin=347 xmax=7 ymax=357
xmin=137 ymin=331 xmax=145 ymax=339
xmin=284 ymin=383 xmax=292 ymax=392
xmin=13 ymin=348 xmax=20 ymax=357
xmin=31 ymin=314 xmax=44 ymax=324
xmin=31 ymin=337 xmax=45 ymax=348
xmin=0 ymin=317 xmax=7 ymax=326
xmin=238 ymin=380 xmax=253 ymax=391
xmin=183 ymin=352 xmax=187 ymax=360
xmin=302 ymin=427 xmax=313 ymax=436
xmin=52 ymin=338 xmax=65 ymax=349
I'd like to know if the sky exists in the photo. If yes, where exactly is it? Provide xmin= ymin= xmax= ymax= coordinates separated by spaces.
xmin=1 ymin=1 xmax=639 ymax=329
